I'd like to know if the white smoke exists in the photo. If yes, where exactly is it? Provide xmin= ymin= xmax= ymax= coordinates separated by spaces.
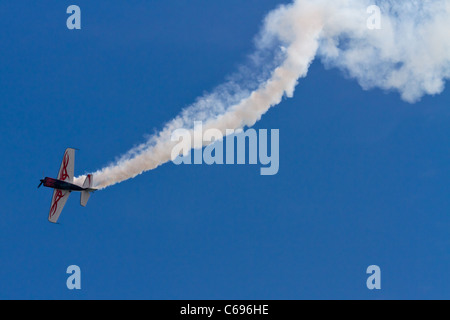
xmin=319 ymin=0 xmax=450 ymax=102
xmin=75 ymin=0 xmax=450 ymax=189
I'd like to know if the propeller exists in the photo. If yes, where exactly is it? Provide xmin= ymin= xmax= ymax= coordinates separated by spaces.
xmin=38 ymin=170 xmax=45 ymax=189
xmin=38 ymin=171 xmax=45 ymax=189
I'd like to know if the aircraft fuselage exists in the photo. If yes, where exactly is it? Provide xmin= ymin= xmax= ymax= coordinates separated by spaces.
xmin=41 ymin=177 xmax=85 ymax=192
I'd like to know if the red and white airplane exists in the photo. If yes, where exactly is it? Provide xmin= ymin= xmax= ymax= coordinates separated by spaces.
xmin=38 ymin=148 xmax=96 ymax=223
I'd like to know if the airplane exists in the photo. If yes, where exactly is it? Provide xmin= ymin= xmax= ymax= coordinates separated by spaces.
xmin=38 ymin=148 xmax=97 ymax=223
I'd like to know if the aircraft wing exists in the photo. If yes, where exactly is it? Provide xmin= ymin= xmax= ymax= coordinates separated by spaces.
xmin=57 ymin=148 xmax=75 ymax=183
xmin=48 ymin=189 xmax=71 ymax=223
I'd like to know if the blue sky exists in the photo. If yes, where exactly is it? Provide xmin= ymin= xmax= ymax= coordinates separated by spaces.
xmin=0 ymin=0 xmax=449 ymax=299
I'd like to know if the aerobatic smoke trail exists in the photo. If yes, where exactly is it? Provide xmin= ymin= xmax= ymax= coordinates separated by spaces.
xmin=75 ymin=0 xmax=450 ymax=190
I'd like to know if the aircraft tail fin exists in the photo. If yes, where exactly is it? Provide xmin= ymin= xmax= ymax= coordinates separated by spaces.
xmin=81 ymin=174 xmax=95 ymax=207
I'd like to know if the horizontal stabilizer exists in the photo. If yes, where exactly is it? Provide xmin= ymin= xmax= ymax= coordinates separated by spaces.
xmin=81 ymin=174 xmax=94 ymax=207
